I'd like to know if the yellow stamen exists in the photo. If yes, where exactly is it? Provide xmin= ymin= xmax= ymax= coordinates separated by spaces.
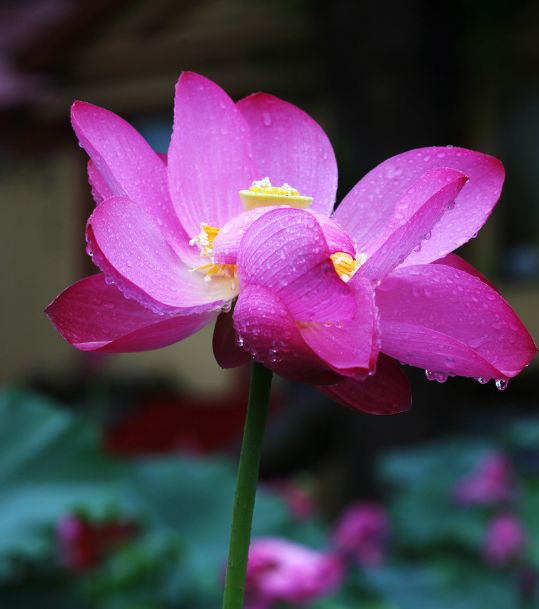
xmin=190 ymin=223 xmax=238 ymax=288
xmin=330 ymin=251 xmax=367 ymax=282
xmin=240 ymin=177 xmax=313 ymax=211
xmin=189 ymin=223 xmax=221 ymax=258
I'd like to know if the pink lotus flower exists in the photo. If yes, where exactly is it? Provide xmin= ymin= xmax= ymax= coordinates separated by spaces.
xmin=454 ymin=453 xmax=515 ymax=506
xmin=46 ymin=72 xmax=536 ymax=414
xmin=245 ymin=537 xmax=343 ymax=609
xmin=483 ymin=514 xmax=526 ymax=567
xmin=333 ymin=503 xmax=389 ymax=567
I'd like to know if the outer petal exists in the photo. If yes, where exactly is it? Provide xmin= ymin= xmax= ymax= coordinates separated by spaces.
xmin=213 ymin=308 xmax=250 ymax=369
xmin=317 ymin=355 xmax=411 ymax=415
xmin=168 ymin=72 xmax=256 ymax=238
xmin=71 ymin=101 xmax=194 ymax=263
xmin=433 ymin=253 xmax=499 ymax=292
xmin=298 ymin=278 xmax=378 ymax=375
xmin=233 ymin=284 xmax=339 ymax=383
xmin=333 ymin=147 xmax=505 ymax=264
xmin=237 ymin=208 xmax=378 ymax=376
xmin=237 ymin=93 xmax=338 ymax=216
xmin=87 ymin=196 xmax=236 ymax=313
xmin=87 ymin=160 xmax=113 ymax=204
xmin=87 ymin=153 xmax=168 ymax=206
xmin=45 ymin=274 xmax=213 ymax=353
xmin=376 ymin=264 xmax=537 ymax=379
xmin=357 ymin=168 xmax=468 ymax=281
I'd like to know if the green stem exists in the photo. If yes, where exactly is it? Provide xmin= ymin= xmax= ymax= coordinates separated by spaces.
xmin=222 ymin=362 xmax=273 ymax=609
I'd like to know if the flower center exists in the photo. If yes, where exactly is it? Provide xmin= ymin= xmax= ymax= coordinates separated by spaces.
xmin=330 ymin=251 xmax=366 ymax=282
xmin=239 ymin=177 xmax=313 ymax=211
xmin=189 ymin=223 xmax=238 ymax=287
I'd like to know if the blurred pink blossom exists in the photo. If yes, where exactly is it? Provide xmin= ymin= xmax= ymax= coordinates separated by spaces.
xmin=333 ymin=503 xmax=389 ymax=567
xmin=454 ymin=453 xmax=515 ymax=506
xmin=245 ymin=538 xmax=343 ymax=608
xmin=483 ymin=514 xmax=526 ymax=567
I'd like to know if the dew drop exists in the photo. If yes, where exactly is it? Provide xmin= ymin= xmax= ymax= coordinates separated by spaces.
xmin=262 ymin=112 xmax=272 ymax=126
xmin=495 ymin=379 xmax=509 ymax=391
xmin=476 ymin=376 xmax=489 ymax=384
xmin=425 ymin=370 xmax=448 ymax=383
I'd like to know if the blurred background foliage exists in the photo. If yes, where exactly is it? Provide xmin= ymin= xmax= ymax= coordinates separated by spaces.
xmin=3 ymin=388 xmax=539 ymax=608
xmin=1 ymin=0 xmax=539 ymax=607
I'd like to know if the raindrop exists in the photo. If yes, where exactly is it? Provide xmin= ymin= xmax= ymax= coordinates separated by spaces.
xmin=425 ymin=370 xmax=448 ymax=383
xmin=262 ymin=112 xmax=272 ymax=126
xmin=495 ymin=379 xmax=509 ymax=391
xmin=476 ymin=377 xmax=489 ymax=384
xmin=385 ymin=166 xmax=403 ymax=178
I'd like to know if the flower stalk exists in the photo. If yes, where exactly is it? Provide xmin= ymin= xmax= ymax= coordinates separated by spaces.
xmin=222 ymin=362 xmax=273 ymax=609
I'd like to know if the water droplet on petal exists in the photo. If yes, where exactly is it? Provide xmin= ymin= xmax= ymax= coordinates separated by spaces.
xmin=495 ymin=379 xmax=509 ymax=391
xmin=425 ymin=370 xmax=448 ymax=383
xmin=476 ymin=376 xmax=489 ymax=384
xmin=262 ymin=112 xmax=272 ymax=126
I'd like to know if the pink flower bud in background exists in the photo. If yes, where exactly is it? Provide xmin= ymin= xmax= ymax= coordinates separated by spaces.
xmin=483 ymin=514 xmax=526 ymax=567
xmin=245 ymin=538 xmax=343 ymax=608
xmin=333 ymin=503 xmax=389 ymax=567
xmin=454 ymin=453 xmax=515 ymax=506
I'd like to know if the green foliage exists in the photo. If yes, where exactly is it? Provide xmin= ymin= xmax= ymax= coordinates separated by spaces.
xmin=365 ymin=561 xmax=518 ymax=609
xmin=2 ymin=387 xmax=539 ymax=608
xmin=0 ymin=389 xmax=290 ymax=608
xmin=377 ymin=439 xmax=493 ymax=551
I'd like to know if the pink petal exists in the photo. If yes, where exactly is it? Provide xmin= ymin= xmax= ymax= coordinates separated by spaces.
xmin=433 ymin=253 xmax=499 ymax=292
xmin=233 ymin=284 xmax=339 ymax=384
xmin=87 ymin=195 xmax=235 ymax=314
xmin=87 ymin=160 xmax=113 ymax=204
xmin=45 ymin=274 xmax=213 ymax=353
xmin=298 ymin=277 xmax=379 ymax=376
xmin=72 ymin=101 xmax=193 ymax=263
xmin=237 ymin=208 xmax=377 ymax=376
xmin=168 ymin=72 xmax=256 ymax=238
xmin=213 ymin=207 xmax=274 ymax=265
xmin=213 ymin=308 xmax=251 ymax=369
xmin=357 ymin=168 xmax=468 ymax=281
xmin=376 ymin=264 xmax=537 ymax=379
xmin=237 ymin=93 xmax=338 ymax=216
xmin=87 ymin=154 xmax=168 ymax=206
xmin=317 ymin=355 xmax=411 ymax=415
xmin=333 ymin=147 xmax=505 ymax=264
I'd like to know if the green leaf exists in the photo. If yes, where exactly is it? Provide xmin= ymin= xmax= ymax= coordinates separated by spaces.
xmin=365 ymin=561 xmax=518 ymax=609
xmin=0 ymin=389 xmax=130 ymax=561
